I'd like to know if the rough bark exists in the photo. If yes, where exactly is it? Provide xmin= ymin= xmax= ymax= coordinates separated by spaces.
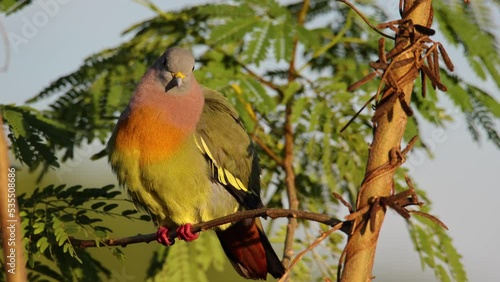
xmin=339 ymin=1 xmax=434 ymax=281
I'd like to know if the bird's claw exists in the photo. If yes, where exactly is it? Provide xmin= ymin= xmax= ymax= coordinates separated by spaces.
xmin=156 ymin=226 xmax=174 ymax=246
xmin=176 ymin=223 xmax=199 ymax=242
xmin=156 ymin=224 xmax=199 ymax=245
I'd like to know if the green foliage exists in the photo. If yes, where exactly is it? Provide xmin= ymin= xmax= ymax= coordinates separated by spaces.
xmin=2 ymin=0 xmax=500 ymax=281
xmin=440 ymin=72 xmax=500 ymax=147
xmin=408 ymin=218 xmax=468 ymax=282
xmin=13 ymin=184 xmax=150 ymax=281
xmin=0 ymin=0 xmax=31 ymax=14
xmin=145 ymin=233 xmax=226 ymax=282
xmin=0 ymin=105 xmax=75 ymax=179
xmin=465 ymin=86 xmax=500 ymax=147
xmin=434 ymin=0 xmax=500 ymax=89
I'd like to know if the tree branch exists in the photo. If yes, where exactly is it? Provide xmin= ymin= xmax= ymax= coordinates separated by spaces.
xmin=282 ymin=104 xmax=300 ymax=268
xmin=281 ymin=0 xmax=309 ymax=270
xmin=212 ymin=46 xmax=283 ymax=94
xmin=252 ymin=135 xmax=284 ymax=166
xmin=69 ymin=208 xmax=346 ymax=248
xmin=241 ymin=63 xmax=282 ymax=94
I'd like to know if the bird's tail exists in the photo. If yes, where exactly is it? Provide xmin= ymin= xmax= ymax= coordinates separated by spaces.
xmin=216 ymin=218 xmax=285 ymax=280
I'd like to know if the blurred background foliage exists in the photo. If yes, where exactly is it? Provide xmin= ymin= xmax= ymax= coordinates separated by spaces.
xmin=1 ymin=0 xmax=499 ymax=281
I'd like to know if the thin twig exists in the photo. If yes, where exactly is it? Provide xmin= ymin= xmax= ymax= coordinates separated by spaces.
xmin=305 ymin=229 xmax=337 ymax=278
xmin=279 ymin=224 xmax=343 ymax=282
xmin=212 ymin=46 xmax=282 ymax=93
xmin=242 ymin=63 xmax=283 ymax=93
xmin=252 ymin=135 xmax=284 ymax=166
xmin=336 ymin=0 xmax=394 ymax=39
xmin=333 ymin=192 xmax=354 ymax=213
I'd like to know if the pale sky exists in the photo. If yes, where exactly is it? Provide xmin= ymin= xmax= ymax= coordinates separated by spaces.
xmin=1 ymin=1 xmax=499 ymax=281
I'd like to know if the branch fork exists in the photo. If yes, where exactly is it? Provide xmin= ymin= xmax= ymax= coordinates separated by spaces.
xmin=344 ymin=177 xmax=447 ymax=234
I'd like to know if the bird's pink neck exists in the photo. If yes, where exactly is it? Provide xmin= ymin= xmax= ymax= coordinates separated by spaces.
xmin=130 ymin=69 xmax=204 ymax=133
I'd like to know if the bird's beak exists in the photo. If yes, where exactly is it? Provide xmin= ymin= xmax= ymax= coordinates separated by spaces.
xmin=175 ymin=77 xmax=183 ymax=87
xmin=173 ymin=71 xmax=186 ymax=87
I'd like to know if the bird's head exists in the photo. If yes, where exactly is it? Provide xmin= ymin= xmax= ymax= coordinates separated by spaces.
xmin=152 ymin=47 xmax=196 ymax=94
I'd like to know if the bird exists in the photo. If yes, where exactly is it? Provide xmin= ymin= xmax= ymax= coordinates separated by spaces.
xmin=107 ymin=47 xmax=285 ymax=280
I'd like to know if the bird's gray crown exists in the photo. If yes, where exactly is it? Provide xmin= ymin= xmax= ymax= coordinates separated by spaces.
xmin=162 ymin=47 xmax=195 ymax=74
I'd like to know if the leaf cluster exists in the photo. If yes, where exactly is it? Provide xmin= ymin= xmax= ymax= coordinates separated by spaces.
xmin=1 ymin=105 xmax=75 ymax=180
xmin=145 ymin=233 xmax=226 ymax=282
xmin=10 ymin=184 xmax=151 ymax=282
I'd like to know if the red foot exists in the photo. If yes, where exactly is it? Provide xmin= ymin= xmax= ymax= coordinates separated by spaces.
xmin=156 ymin=226 xmax=174 ymax=246
xmin=176 ymin=223 xmax=199 ymax=242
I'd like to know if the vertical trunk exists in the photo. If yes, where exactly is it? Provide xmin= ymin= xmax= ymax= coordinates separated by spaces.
xmin=339 ymin=1 xmax=434 ymax=281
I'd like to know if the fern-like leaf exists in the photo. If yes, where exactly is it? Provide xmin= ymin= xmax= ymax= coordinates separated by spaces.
xmin=243 ymin=21 xmax=272 ymax=66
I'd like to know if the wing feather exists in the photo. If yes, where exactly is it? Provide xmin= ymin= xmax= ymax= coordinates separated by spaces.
xmin=195 ymin=88 xmax=263 ymax=209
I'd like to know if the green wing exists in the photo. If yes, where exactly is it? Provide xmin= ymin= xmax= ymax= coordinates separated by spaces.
xmin=195 ymin=88 xmax=263 ymax=209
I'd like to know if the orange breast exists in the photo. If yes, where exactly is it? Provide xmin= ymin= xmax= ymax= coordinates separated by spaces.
xmin=113 ymin=105 xmax=190 ymax=163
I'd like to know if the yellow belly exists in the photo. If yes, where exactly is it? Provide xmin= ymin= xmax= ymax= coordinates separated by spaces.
xmin=108 ymin=105 xmax=238 ymax=228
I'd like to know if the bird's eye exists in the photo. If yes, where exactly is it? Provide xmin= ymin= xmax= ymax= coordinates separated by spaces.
xmin=192 ymin=66 xmax=195 ymax=71
xmin=162 ymin=58 xmax=167 ymax=66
